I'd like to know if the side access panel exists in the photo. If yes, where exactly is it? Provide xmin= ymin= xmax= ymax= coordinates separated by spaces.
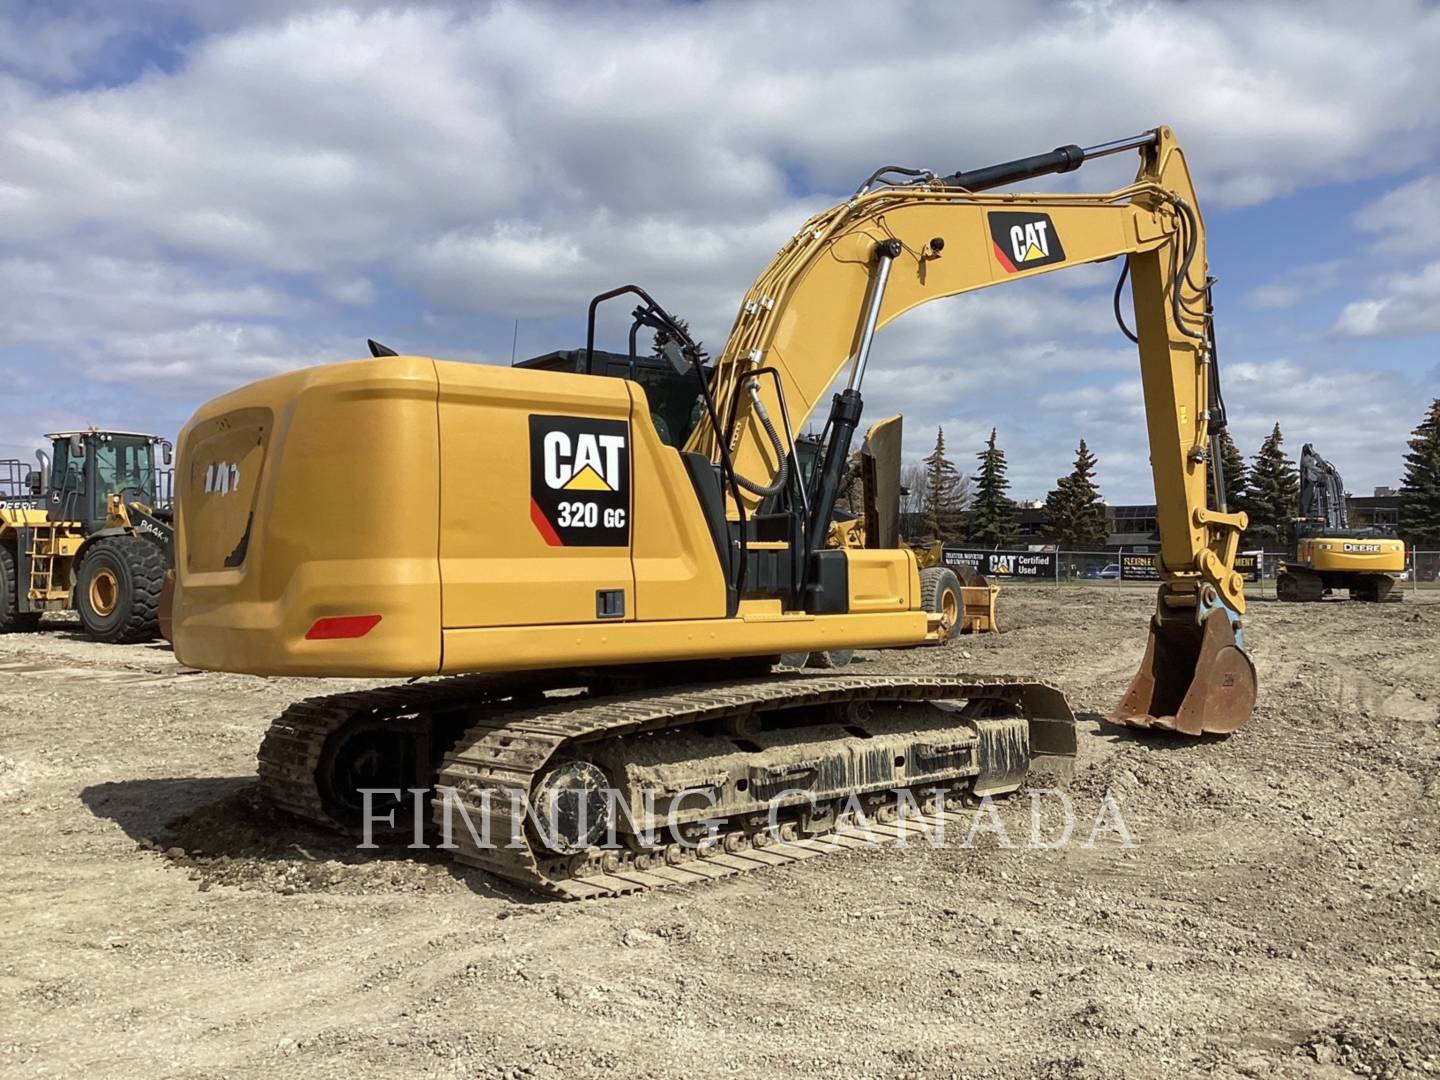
xmin=437 ymin=363 xmax=636 ymax=629
xmin=844 ymin=547 xmax=918 ymax=614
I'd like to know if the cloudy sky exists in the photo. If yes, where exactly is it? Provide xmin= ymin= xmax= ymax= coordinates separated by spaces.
xmin=2 ymin=0 xmax=1438 ymax=502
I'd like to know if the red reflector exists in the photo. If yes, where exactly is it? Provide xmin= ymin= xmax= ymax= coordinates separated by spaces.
xmin=305 ymin=614 xmax=383 ymax=640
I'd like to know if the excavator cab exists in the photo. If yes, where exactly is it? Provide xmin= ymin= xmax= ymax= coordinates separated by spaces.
xmin=515 ymin=346 xmax=708 ymax=450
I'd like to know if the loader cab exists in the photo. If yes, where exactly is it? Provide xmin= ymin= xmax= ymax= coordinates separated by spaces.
xmin=45 ymin=431 xmax=172 ymax=529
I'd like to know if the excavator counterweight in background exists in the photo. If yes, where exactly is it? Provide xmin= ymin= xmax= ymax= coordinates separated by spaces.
xmin=172 ymin=126 xmax=1256 ymax=896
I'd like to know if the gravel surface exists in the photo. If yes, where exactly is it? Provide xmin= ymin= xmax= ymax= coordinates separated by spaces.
xmin=1 ymin=587 xmax=1438 ymax=1079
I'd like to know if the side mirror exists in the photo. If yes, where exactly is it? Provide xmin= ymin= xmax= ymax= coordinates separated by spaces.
xmin=162 ymin=441 xmax=173 ymax=466
xmin=661 ymin=340 xmax=689 ymax=376
xmin=69 ymin=435 xmax=84 ymax=458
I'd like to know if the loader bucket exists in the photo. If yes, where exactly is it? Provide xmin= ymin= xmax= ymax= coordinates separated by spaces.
xmin=955 ymin=566 xmax=1000 ymax=634
xmin=1109 ymin=607 xmax=1256 ymax=736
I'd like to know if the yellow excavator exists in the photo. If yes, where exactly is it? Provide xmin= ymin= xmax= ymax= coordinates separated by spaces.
xmin=173 ymin=126 xmax=1256 ymax=898
xmin=1277 ymin=443 xmax=1404 ymax=602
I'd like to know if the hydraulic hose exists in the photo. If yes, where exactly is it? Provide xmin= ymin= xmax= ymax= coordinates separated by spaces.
xmin=1113 ymin=261 xmax=1139 ymax=344
xmin=730 ymin=382 xmax=791 ymax=497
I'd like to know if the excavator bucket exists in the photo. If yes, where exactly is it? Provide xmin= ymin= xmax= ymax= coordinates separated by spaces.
xmin=1110 ymin=607 xmax=1256 ymax=736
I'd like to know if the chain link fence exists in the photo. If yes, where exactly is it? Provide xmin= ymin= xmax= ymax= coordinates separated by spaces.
xmin=942 ymin=546 xmax=1440 ymax=598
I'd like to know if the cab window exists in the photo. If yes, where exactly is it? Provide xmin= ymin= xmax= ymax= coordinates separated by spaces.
xmin=51 ymin=442 xmax=85 ymax=496
xmin=94 ymin=439 xmax=155 ymax=498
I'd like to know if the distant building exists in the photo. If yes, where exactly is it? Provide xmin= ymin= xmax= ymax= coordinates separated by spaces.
xmin=979 ymin=503 xmax=1160 ymax=551
xmin=1348 ymin=486 xmax=1400 ymax=529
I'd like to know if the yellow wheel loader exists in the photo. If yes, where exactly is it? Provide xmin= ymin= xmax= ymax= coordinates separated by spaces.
xmin=910 ymin=542 xmax=1001 ymax=635
xmin=1277 ymin=444 xmax=1404 ymax=602
xmin=173 ymin=127 xmax=1256 ymax=898
xmin=1 ymin=430 xmax=174 ymax=642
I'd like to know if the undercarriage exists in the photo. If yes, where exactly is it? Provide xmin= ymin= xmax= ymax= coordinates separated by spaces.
xmin=257 ymin=668 xmax=1077 ymax=898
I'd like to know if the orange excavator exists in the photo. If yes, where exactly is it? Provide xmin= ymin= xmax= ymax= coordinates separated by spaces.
xmin=171 ymin=126 xmax=1255 ymax=897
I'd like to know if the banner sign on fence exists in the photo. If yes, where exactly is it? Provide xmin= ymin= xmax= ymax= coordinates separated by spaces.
xmin=943 ymin=547 xmax=1057 ymax=579
xmin=1234 ymin=553 xmax=1261 ymax=582
xmin=1119 ymin=553 xmax=1159 ymax=581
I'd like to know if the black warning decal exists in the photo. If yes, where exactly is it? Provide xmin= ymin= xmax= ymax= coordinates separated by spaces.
xmin=528 ymin=415 xmax=630 ymax=547
xmin=988 ymin=211 xmax=1066 ymax=273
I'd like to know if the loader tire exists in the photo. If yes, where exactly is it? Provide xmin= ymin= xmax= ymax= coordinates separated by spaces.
xmin=0 ymin=544 xmax=42 ymax=633
xmin=920 ymin=566 xmax=963 ymax=639
xmin=76 ymin=536 xmax=165 ymax=644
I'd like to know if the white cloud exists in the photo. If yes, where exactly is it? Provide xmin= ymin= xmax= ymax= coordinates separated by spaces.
xmin=1332 ymin=261 xmax=1440 ymax=337
xmin=0 ymin=254 xmax=295 ymax=348
xmin=1220 ymin=358 xmax=1419 ymax=494
xmin=0 ymin=7 xmax=129 ymax=84
xmin=1355 ymin=173 xmax=1440 ymax=254
xmin=1244 ymin=260 xmax=1344 ymax=309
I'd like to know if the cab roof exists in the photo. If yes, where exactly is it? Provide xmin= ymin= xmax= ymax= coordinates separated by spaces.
xmin=44 ymin=430 xmax=165 ymax=441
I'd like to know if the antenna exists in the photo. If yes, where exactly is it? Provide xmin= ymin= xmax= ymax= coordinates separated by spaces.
xmin=511 ymin=319 xmax=519 ymax=365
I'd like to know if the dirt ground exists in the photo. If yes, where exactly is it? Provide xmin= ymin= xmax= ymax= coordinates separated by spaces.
xmin=1 ymin=586 xmax=1438 ymax=1080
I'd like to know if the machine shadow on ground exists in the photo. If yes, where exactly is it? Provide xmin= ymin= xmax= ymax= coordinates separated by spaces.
xmin=79 ymin=776 xmax=543 ymax=903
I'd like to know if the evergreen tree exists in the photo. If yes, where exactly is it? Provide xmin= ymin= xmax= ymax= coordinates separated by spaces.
xmin=1399 ymin=398 xmax=1440 ymax=545
xmin=921 ymin=428 xmax=965 ymax=541
xmin=1242 ymin=422 xmax=1300 ymax=548
xmin=651 ymin=316 xmax=707 ymax=362
xmin=966 ymin=428 xmax=1019 ymax=547
xmin=1216 ymin=428 xmax=1249 ymax=511
xmin=1043 ymin=438 xmax=1108 ymax=547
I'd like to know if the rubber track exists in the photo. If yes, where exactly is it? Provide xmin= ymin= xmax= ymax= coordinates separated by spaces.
xmin=436 ymin=673 xmax=1062 ymax=900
